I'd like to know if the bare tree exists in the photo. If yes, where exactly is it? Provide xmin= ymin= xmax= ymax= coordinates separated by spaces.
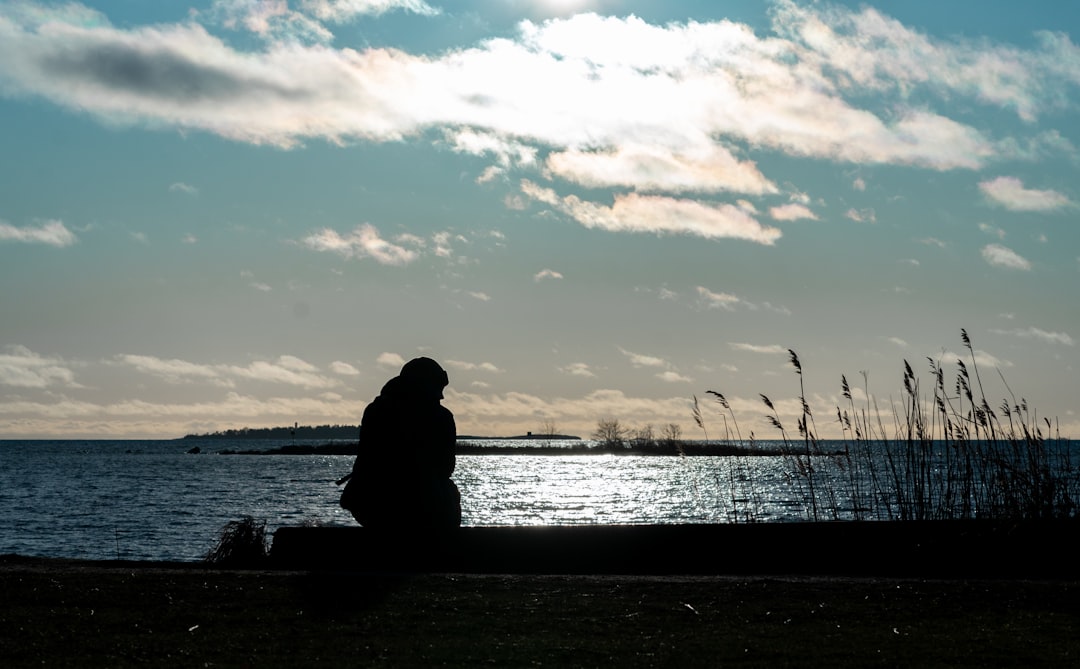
xmin=538 ymin=418 xmax=558 ymax=439
xmin=592 ymin=418 xmax=627 ymax=448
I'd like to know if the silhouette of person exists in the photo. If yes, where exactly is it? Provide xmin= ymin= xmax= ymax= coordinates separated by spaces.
xmin=340 ymin=357 xmax=461 ymax=529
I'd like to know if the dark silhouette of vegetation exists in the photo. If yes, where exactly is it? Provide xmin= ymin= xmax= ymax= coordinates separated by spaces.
xmin=183 ymin=424 xmax=359 ymax=440
xmin=701 ymin=330 xmax=1076 ymax=523
xmin=204 ymin=516 xmax=269 ymax=568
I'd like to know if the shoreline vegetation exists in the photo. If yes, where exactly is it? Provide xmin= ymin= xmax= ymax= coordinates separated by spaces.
xmin=211 ymin=440 xmax=785 ymax=457
xmin=197 ymin=331 xmax=1075 ymax=523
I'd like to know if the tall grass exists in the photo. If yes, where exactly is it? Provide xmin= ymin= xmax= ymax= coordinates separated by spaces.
xmin=205 ymin=516 xmax=269 ymax=567
xmin=703 ymin=330 xmax=1076 ymax=523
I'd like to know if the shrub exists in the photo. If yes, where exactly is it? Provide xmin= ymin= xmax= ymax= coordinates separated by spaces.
xmin=205 ymin=516 xmax=269 ymax=567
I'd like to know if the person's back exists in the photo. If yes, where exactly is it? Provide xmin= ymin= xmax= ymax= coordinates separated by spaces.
xmin=341 ymin=357 xmax=460 ymax=529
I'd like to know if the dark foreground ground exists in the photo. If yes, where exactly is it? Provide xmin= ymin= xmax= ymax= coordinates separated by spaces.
xmin=1 ymin=554 xmax=1078 ymax=668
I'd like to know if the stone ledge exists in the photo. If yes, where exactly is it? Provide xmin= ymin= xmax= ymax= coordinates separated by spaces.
xmin=270 ymin=519 xmax=1078 ymax=576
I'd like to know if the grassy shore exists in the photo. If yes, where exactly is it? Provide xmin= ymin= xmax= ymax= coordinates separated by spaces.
xmin=2 ymin=554 xmax=1078 ymax=668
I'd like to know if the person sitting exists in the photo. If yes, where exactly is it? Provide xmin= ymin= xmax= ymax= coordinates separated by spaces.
xmin=340 ymin=357 xmax=461 ymax=530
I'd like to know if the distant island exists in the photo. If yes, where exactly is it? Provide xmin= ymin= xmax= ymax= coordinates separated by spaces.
xmin=183 ymin=424 xmax=581 ymax=441
xmin=182 ymin=424 xmax=359 ymax=440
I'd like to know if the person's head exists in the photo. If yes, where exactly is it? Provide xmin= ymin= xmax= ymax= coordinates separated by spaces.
xmin=399 ymin=357 xmax=449 ymax=400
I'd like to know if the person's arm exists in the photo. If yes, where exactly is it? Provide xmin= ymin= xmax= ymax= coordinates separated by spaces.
xmin=441 ymin=408 xmax=457 ymax=476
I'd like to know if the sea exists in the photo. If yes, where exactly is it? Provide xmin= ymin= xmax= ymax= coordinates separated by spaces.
xmin=1 ymin=437 xmax=1076 ymax=562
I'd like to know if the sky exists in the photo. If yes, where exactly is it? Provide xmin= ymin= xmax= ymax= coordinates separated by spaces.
xmin=0 ymin=0 xmax=1077 ymax=440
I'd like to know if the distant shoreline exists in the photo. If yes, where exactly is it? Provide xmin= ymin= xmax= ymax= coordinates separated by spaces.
xmin=211 ymin=441 xmax=784 ymax=456
xmin=182 ymin=425 xmax=582 ymax=441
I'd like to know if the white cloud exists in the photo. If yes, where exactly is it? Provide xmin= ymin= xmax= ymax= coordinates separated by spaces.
xmin=559 ymin=362 xmax=596 ymax=378
xmin=206 ymin=0 xmax=333 ymax=45
xmin=981 ymin=243 xmax=1031 ymax=271
xmin=844 ymin=208 xmax=876 ymax=223
xmin=979 ymin=176 xmax=1072 ymax=212
xmin=770 ymin=0 xmax=1053 ymax=123
xmin=769 ymin=203 xmax=818 ymax=221
xmin=168 ymin=181 xmax=198 ymax=195
xmin=118 ymin=354 xmax=231 ymax=386
xmin=656 ymin=370 xmax=692 ymax=383
xmin=545 ymin=143 xmax=777 ymax=195
xmin=446 ymin=359 xmax=503 ymax=373
xmin=978 ymin=222 xmax=1006 ymax=239
xmin=887 ymin=337 xmax=908 ymax=348
xmin=302 ymin=224 xmax=419 ymax=265
xmin=0 ymin=219 xmax=77 ymax=247
xmin=534 ymin=268 xmax=563 ymax=282
xmin=521 ymin=181 xmax=782 ymax=245
xmin=695 ymin=286 xmax=741 ymax=311
xmin=0 ymin=5 xmax=1011 ymax=177
xmin=0 ymin=345 xmax=80 ymax=388
xmin=119 ymin=353 xmax=338 ymax=389
xmin=0 ymin=391 xmax=360 ymax=438
xmin=939 ymin=349 xmax=1010 ymax=370
xmin=729 ymin=343 xmax=788 ymax=355
xmin=695 ymin=286 xmax=788 ymax=315
xmin=446 ymin=387 xmax=695 ymax=438
xmin=300 ymin=0 xmax=440 ymax=22
xmin=376 ymin=352 xmax=406 ymax=369
xmin=852 ymin=177 xmax=866 ymax=191
xmin=330 ymin=361 xmax=361 ymax=375
xmin=618 ymin=348 xmax=667 ymax=368
xmin=991 ymin=327 xmax=1074 ymax=346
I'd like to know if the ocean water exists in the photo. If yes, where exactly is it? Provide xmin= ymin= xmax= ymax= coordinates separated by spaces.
xmin=1 ymin=438 xmax=1075 ymax=562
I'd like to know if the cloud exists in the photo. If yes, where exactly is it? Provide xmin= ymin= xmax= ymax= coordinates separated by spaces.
xmin=521 ymin=181 xmax=782 ymax=245
xmin=118 ymin=354 xmax=232 ymax=386
xmin=545 ymin=143 xmax=777 ymax=195
xmin=446 ymin=387 xmax=695 ymax=437
xmin=168 ymin=181 xmax=197 ymax=195
xmin=301 ymin=224 xmax=419 ymax=265
xmin=206 ymin=0 xmax=333 ymax=44
xmin=0 ymin=5 xmax=1012 ymax=174
xmin=729 ymin=343 xmax=788 ymax=355
xmin=119 ymin=353 xmax=339 ymax=389
xmin=533 ymin=268 xmax=563 ymax=282
xmin=991 ymin=327 xmax=1074 ymax=346
xmin=981 ymin=243 xmax=1031 ymax=271
xmin=618 ymin=348 xmax=667 ymax=368
xmin=0 ymin=390 xmax=361 ymax=438
xmin=445 ymin=359 xmax=503 ymax=373
xmin=0 ymin=345 xmax=80 ymax=388
xmin=978 ymin=176 xmax=1072 ymax=212
xmin=769 ymin=203 xmax=818 ymax=221
xmin=0 ymin=219 xmax=77 ymax=247
xmin=331 ymin=361 xmax=361 ymax=375
xmin=887 ymin=337 xmax=908 ymax=348
xmin=695 ymin=286 xmax=789 ymax=315
xmin=300 ymin=0 xmax=440 ymax=22
xmin=695 ymin=286 xmax=741 ymax=311
xmin=938 ymin=349 xmax=1010 ymax=370
xmin=978 ymin=222 xmax=1006 ymax=239
xmin=844 ymin=208 xmax=876 ymax=223
xmin=376 ymin=352 xmax=406 ymax=368
xmin=656 ymin=370 xmax=692 ymax=383
xmin=559 ymin=362 xmax=596 ymax=378
xmin=769 ymin=0 xmax=1056 ymax=123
